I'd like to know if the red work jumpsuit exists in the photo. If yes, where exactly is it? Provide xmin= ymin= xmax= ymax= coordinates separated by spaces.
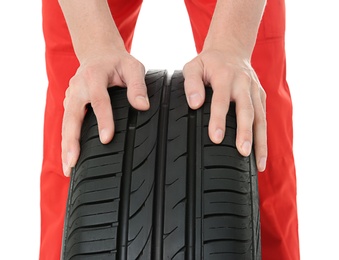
xmin=40 ymin=0 xmax=300 ymax=259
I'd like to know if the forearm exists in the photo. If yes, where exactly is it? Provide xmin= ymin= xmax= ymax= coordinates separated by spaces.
xmin=204 ymin=0 xmax=266 ymax=58
xmin=58 ymin=0 xmax=125 ymax=62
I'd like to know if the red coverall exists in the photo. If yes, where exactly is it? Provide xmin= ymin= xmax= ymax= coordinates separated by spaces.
xmin=40 ymin=0 xmax=300 ymax=259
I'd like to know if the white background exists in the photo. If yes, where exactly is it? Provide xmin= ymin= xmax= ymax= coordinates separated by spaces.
xmin=1 ymin=0 xmax=338 ymax=259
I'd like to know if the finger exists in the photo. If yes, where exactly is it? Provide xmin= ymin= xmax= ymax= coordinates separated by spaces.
xmin=208 ymin=76 xmax=231 ymax=144
xmin=62 ymin=92 xmax=84 ymax=177
xmin=183 ymin=62 xmax=205 ymax=109
xmin=124 ymin=63 xmax=149 ymax=111
xmin=233 ymin=79 xmax=255 ymax=157
xmin=252 ymin=82 xmax=267 ymax=172
xmin=90 ymin=86 xmax=115 ymax=144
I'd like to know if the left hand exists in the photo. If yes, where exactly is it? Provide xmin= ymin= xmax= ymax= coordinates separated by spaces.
xmin=183 ymin=49 xmax=267 ymax=172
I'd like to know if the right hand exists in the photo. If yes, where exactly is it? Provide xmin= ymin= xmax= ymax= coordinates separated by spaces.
xmin=62 ymin=50 xmax=149 ymax=177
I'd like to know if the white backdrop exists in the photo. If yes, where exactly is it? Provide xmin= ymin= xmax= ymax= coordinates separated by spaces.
xmin=1 ymin=0 xmax=338 ymax=259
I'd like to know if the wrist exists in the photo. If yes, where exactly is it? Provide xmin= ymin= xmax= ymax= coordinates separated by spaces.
xmin=202 ymin=38 xmax=252 ymax=62
xmin=76 ymin=41 xmax=126 ymax=64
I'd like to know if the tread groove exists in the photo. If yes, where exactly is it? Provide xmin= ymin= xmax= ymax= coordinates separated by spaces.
xmin=117 ymin=107 xmax=138 ymax=260
xmin=61 ymin=70 xmax=261 ymax=260
xmin=186 ymin=108 xmax=197 ymax=260
xmin=151 ymin=71 xmax=171 ymax=260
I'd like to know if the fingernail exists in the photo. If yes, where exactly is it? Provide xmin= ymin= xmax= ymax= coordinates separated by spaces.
xmin=100 ymin=128 xmax=110 ymax=143
xmin=241 ymin=141 xmax=252 ymax=156
xmin=135 ymin=95 xmax=149 ymax=108
xmin=188 ymin=93 xmax=201 ymax=108
xmin=67 ymin=151 xmax=74 ymax=166
xmin=63 ymin=163 xmax=70 ymax=177
xmin=63 ymin=151 xmax=74 ymax=177
xmin=258 ymin=157 xmax=267 ymax=172
xmin=214 ymin=128 xmax=224 ymax=143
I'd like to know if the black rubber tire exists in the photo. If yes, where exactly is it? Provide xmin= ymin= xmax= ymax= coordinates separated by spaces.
xmin=61 ymin=70 xmax=261 ymax=260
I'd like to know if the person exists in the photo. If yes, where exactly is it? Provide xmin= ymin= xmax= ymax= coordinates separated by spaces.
xmin=39 ymin=0 xmax=299 ymax=259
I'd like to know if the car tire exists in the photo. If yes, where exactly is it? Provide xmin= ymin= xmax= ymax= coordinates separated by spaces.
xmin=61 ymin=70 xmax=261 ymax=260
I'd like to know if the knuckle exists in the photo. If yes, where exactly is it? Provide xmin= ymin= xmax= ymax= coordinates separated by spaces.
xmin=63 ymin=96 xmax=69 ymax=109
xmin=128 ymin=81 xmax=146 ymax=92
xmin=68 ymin=76 xmax=77 ymax=88
xmin=256 ymin=139 xmax=268 ymax=152
xmin=81 ymin=65 xmax=99 ymax=81
xmin=125 ymin=58 xmax=145 ymax=72
xmin=255 ymin=143 xmax=267 ymax=157
xmin=239 ymin=102 xmax=255 ymax=119
xmin=132 ymin=59 xmax=144 ymax=69
xmin=213 ymin=97 xmax=229 ymax=108
xmin=63 ymin=88 xmax=73 ymax=109
xmin=210 ymin=112 xmax=226 ymax=122
xmin=238 ymin=128 xmax=253 ymax=139
xmin=210 ymin=109 xmax=228 ymax=123
xmin=256 ymin=113 xmax=267 ymax=129
xmin=251 ymin=78 xmax=266 ymax=97
xmin=90 ymin=94 xmax=110 ymax=111
xmin=238 ymin=71 xmax=252 ymax=85
xmin=260 ymin=89 xmax=267 ymax=101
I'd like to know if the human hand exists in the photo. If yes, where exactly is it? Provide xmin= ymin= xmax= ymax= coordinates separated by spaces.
xmin=183 ymin=49 xmax=267 ymax=172
xmin=62 ymin=51 xmax=149 ymax=177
